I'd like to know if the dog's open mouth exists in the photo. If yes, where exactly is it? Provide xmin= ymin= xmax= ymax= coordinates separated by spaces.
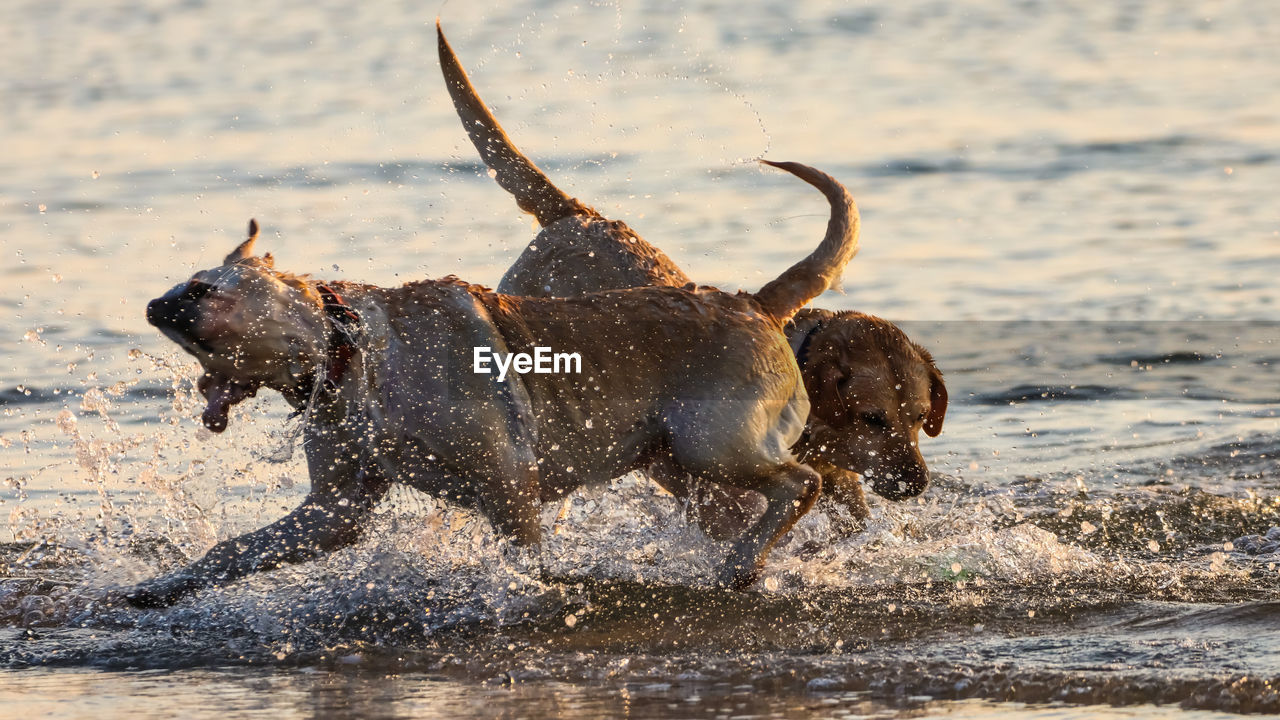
xmin=197 ymin=371 xmax=261 ymax=433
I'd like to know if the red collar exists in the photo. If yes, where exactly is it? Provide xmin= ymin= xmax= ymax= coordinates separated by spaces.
xmin=315 ymin=283 xmax=362 ymax=391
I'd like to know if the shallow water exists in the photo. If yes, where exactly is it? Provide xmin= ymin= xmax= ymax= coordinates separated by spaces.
xmin=3 ymin=0 xmax=1279 ymax=717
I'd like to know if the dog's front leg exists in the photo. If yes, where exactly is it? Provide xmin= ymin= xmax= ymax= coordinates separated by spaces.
xmin=811 ymin=461 xmax=870 ymax=537
xmin=126 ymin=432 xmax=388 ymax=608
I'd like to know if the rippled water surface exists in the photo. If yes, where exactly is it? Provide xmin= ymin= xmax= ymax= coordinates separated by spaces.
xmin=3 ymin=0 xmax=1279 ymax=717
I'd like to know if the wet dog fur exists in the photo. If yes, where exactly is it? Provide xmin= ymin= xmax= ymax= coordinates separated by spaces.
xmin=127 ymin=156 xmax=856 ymax=606
xmin=438 ymin=23 xmax=947 ymax=538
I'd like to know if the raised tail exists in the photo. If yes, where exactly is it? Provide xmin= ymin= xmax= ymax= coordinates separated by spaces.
xmin=752 ymin=160 xmax=860 ymax=322
xmin=437 ymin=20 xmax=593 ymax=227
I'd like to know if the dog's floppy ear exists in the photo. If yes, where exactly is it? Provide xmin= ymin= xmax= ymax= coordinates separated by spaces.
xmin=807 ymin=359 xmax=849 ymax=423
xmin=224 ymin=219 xmax=260 ymax=264
xmin=923 ymin=361 xmax=947 ymax=437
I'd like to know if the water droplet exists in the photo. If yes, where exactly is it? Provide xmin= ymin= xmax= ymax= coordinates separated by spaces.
xmin=564 ymin=614 xmax=577 ymax=628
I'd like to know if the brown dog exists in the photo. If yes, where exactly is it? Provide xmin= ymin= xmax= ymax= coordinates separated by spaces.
xmin=126 ymin=153 xmax=855 ymax=606
xmin=438 ymin=24 xmax=946 ymax=537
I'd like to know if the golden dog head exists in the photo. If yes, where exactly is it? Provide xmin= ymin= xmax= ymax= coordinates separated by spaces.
xmin=800 ymin=313 xmax=947 ymax=501
xmin=146 ymin=220 xmax=327 ymax=432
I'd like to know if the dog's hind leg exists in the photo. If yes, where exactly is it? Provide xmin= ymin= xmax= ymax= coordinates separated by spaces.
xmin=649 ymin=460 xmax=766 ymax=542
xmin=664 ymin=391 xmax=820 ymax=588
xmin=715 ymin=461 xmax=821 ymax=588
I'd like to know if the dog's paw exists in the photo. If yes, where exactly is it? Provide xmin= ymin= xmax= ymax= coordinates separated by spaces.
xmin=123 ymin=575 xmax=200 ymax=609
xmin=89 ymin=587 xmax=133 ymax=610
xmin=715 ymin=561 xmax=761 ymax=591
xmin=124 ymin=586 xmax=173 ymax=609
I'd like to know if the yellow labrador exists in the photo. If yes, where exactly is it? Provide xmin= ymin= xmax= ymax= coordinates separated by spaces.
xmin=439 ymin=24 xmax=946 ymax=538
xmin=126 ymin=152 xmax=855 ymax=606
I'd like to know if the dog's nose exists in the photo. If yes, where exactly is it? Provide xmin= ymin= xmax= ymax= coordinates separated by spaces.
xmin=146 ymin=297 xmax=172 ymax=327
xmin=146 ymin=295 xmax=192 ymax=330
xmin=147 ymin=281 xmax=212 ymax=331
xmin=870 ymin=466 xmax=929 ymax=501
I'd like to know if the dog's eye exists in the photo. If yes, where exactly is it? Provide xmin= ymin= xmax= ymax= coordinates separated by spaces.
xmin=183 ymin=280 xmax=214 ymax=301
xmin=861 ymin=410 xmax=889 ymax=429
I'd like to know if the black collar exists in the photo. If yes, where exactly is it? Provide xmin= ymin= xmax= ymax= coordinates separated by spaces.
xmin=787 ymin=318 xmax=825 ymax=457
xmin=789 ymin=317 xmax=826 ymax=369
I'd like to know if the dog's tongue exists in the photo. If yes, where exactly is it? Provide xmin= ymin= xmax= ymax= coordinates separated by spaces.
xmin=198 ymin=373 xmax=260 ymax=433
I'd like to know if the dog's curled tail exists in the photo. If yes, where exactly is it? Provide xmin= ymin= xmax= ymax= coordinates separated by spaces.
xmin=437 ymin=21 xmax=592 ymax=227
xmin=752 ymin=160 xmax=860 ymax=322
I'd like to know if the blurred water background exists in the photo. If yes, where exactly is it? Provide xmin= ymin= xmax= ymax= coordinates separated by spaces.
xmin=2 ymin=0 xmax=1279 ymax=717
